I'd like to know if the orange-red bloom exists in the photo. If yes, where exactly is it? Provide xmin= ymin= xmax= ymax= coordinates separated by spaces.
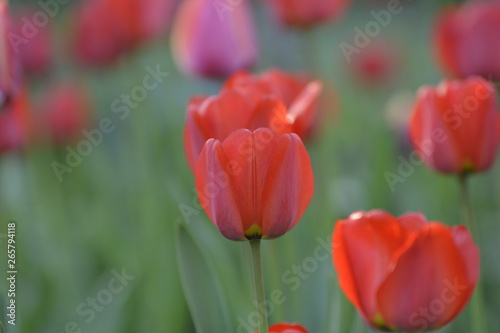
xmin=265 ymin=0 xmax=348 ymax=27
xmin=38 ymin=82 xmax=91 ymax=145
xmin=253 ymin=323 xmax=308 ymax=333
xmin=333 ymin=210 xmax=479 ymax=332
xmin=434 ymin=2 xmax=500 ymax=80
xmin=171 ymin=0 xmax=258 ymax=78
xmin=409 ymin=77 xmax=500 ymax=174
xmin=184 ymin=69 xmax=323 ymax=171
xmin=196 ymin=128 xmax=314 ymax=241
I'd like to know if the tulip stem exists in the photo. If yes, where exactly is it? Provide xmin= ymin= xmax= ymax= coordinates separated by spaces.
xmin=458 ymin=174 xmax=487 ymax=333
xmin=249 ymin=240 xmax=269 ymax=333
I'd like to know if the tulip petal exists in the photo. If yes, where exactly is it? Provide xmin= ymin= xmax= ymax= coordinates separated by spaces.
xmin=248 ymin=97 xmax=293 ymax=134
xmin=195 ymin=138 xmax=244 ymax=240
xmin=261 ymin=133 xmax=314 ymax=238
xmin=288 ymin=81 xmax=323 ymax=137
xmin=377 ymin=223 xmax=475 ymax=331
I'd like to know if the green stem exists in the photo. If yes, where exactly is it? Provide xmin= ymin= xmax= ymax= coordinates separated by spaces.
xmin=249 ymin=240 xmax=268 ymax=333
xmin=458 ymin=174 xmax=487 ymax=333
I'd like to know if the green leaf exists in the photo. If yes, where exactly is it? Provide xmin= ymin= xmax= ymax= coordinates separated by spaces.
xmin=176 ymin=223 xmax=234 ymax=333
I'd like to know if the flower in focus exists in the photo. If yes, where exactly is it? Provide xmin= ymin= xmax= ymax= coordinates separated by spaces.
xmin=38 ymin=82 xmax=91 ymax=145
xmin=265 ymin=0 xmax=348 ymax=27
xmin=333 ymin=210 xmax=479 ymax=332
xmin=0 ymin=87 xmax=30 ymax=154
xmin=196 ymin=128 xmax=314 ymax=241
xmin=0 ymin=0 xmax=21 ymax=110
xmin=434 ymin=2 xmax=500 ymax=80
xmin=225 ymin=69 xmax=324 ymax=139
xmin=11 ymin=7 xmax=53 ymax=75
xmin=409 ymin=76 xmax=500 ymax=174
xmin=253 ymin=323 xmax=309 ymax=333
xmin=171 ymin=0 xmax=258 ymax=78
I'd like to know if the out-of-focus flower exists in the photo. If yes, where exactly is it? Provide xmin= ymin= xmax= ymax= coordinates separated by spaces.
xmin=0 ymin=87 xmax=30 ymax=154
xmin=10 ymin=8 xmax=53 ymax=75
xmin=265 ymin=0 xmax=348 ymax=27
xmin=0 ymin=0 xmax=21 ymax=110
xmin=171 ymin=0 xmax=258 ymax=78
xmin=225 ymin=69 xmax=323 ymax=138
xmin=38 ymin=82 xmax=91 ymax=145
xmin=409 ymin=76 xmax=500 ymax=174
xmin=348 ymin=40 xmax=399 ymax=87
xmin=333 ymin=210 xmax=479 ymax=332
xmin=253 ymin=323 xmax=309 ymax=333
xmin=73 ymin=0 xmax=174 ymax=66
xmin=196 ymin=128 xmax=314 ymax=241
xmin=434 ymin=2 xmax=500 ymax=80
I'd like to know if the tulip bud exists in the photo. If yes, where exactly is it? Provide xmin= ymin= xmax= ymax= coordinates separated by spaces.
xmin=171 ymin=0 xmax=258 ymax=78
xmin=333 ymin=210 xmax=479 ymax=332
xmin=409 ymin=76 xmax=500 ymax=174
xmin=196 ymin=129 xmax=314 ymax=241
xmin=253 ymin=323 xmax=309 ymax=333
xmin=265 ymin=0 xmax=348 ymax=27
xmin=434 ymin=2 xmax=500 ymax=80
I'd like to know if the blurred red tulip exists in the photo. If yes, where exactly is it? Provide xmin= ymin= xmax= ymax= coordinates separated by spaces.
xmin=11 ymin=8 xmax=53 ymax=75
xmin=253 ymin=323 xmax=309 ymax=333
xmin=0 ymin=0 xmax=21 ymax=109
xmin=225 ymin=69 xmax=323 ymax=139
xmin=184 ymin=89 xmax=293 ymax=171
xmin=196 ymin=128 xmax=314 ymax=240
xmin=38 ymin=82 xmax=91 ymax=145
xmin=265 ymin=0 xmax=348 ymax=27
xmin=435 ymin=2 xmax=500 ymax=80
xmin=0 ymin=87 xmax=30 ymax=154
xmin=171 ymin=0 xmax=258 ymax=78
xmin=409 ymin=77 xmax=500 ymax=174
xmin=333 ymin=210 xmax=479 ymax=332
xmin=73 ymin=0 xmax=173 ymax=66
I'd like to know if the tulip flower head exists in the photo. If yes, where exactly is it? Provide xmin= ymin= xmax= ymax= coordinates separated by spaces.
xmin=265 ymin=0 xmax=349 ymax=27
xmin=333 ymin=210 xmax=479 ymax=332
xmin=195 ymin=128 xmax=314 ymax=241
xmin=253 ymin=323 xmax=309 ymax=333
xmin=434 ymin=2 xmax=500 ymax=80
xmin=171 ymin=0 xmax=258 ymax=78
xmin=409 ymin=76 xmax=500 ymax=174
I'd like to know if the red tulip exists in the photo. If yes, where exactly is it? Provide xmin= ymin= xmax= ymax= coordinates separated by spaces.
xmin=184 ymin=89 xmax=293 ymax=171
xmin=0 ymin=87 xmax=30 ymax=154
xmin=11 ymin=8 xmax=53 ymax=75
xmin=265 ymin=0 xmax=348 ymax=27
xmin=253 ymin=323 xmax=309 ymax=333
xmin=195 ymin=128 xmax=314 ymax=241
xmin=0 ymin=0 xmax=21 ymax=109
xmin=171 ymin=0 xmax=258 ymax=78
xmin=225 ymin=69 xmax=323 ymax=139
xmin=434 ymin=2 xmax=500 ymax=80
xmin=38 ymin=82 xmax=91 ymax=145
xmin=333 ymin=210 xmax=479 ymax=332
xmin=409 ymin=76 xmax=500 ymax=174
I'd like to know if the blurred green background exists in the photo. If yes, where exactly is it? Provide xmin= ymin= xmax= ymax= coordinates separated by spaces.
xmin=0 ymin=0 xmax=499 ymax=332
